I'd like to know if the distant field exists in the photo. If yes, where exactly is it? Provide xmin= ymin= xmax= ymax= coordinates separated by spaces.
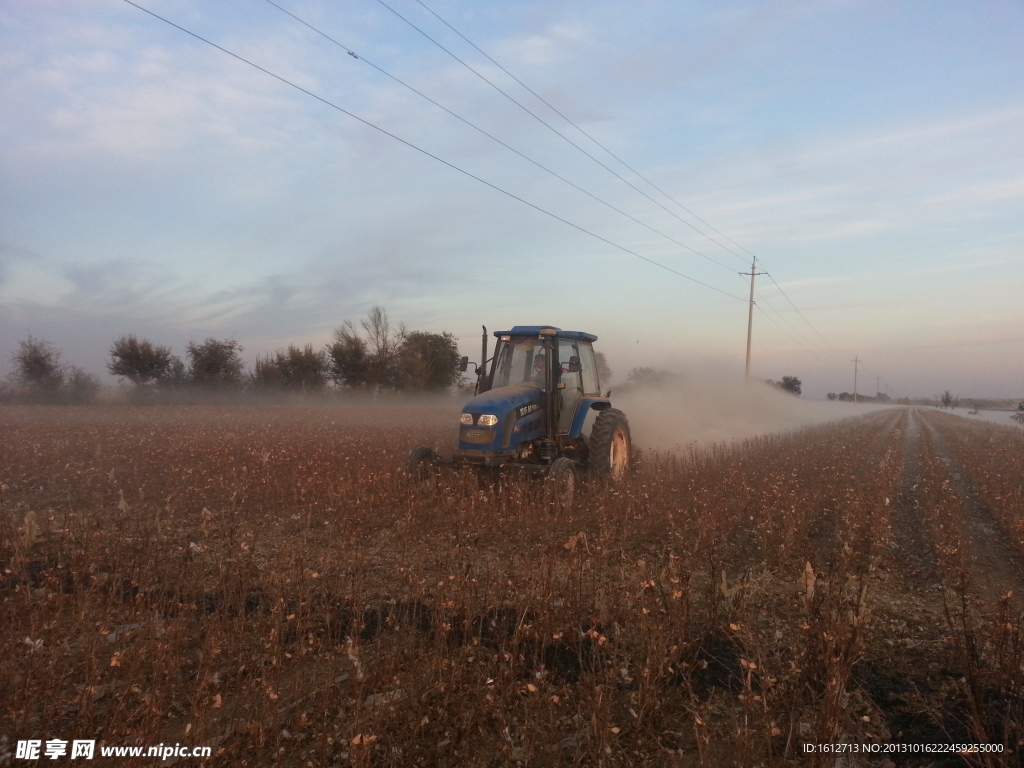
xmin=2 ymin=405 xmax=1023 ymax=766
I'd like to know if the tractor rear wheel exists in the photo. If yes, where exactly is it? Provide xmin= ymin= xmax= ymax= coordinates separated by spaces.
xmin=589 ymin=409 xmax=631 ymax=481
xmin=545 ymin=457 xmax=577 ymax=509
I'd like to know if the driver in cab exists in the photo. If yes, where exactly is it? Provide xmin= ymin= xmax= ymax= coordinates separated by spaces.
xmin=529 ymin=353 xmax=549 ymax=389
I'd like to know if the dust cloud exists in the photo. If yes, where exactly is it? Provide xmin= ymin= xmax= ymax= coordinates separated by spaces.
xmin=614 ymin=371 xmax=886 ymax=452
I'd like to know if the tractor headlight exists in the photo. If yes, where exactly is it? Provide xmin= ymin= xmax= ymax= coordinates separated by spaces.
xmin=460 ymin=413 xmax=474 ymax=426
xmin=477 ymin=414 xmax=499 ymax=427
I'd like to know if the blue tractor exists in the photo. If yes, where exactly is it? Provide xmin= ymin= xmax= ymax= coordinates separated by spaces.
xmin=408 ymin=326 xmax=631 ymax=501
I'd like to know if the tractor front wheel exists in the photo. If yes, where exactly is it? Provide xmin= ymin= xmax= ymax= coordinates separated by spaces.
xmin=545 ymin=457 xmax=577 ymax=509
xmin=407 ymin=447 xmax=438 ymax=483
xmin=589 ymin=409 xmax=631 ymax=481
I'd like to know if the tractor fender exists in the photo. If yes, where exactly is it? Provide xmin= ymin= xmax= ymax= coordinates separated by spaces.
xmin=567 ymin=397 xmax=613 ymax=439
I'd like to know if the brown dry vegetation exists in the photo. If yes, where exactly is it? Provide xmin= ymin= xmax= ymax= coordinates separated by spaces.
xmin=2 ymin=405 xmax=1023 ymax=767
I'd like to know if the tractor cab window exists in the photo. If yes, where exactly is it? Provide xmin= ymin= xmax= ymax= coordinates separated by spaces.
xmin=579 ymin=344 xmax=601 ymax=395
xmin=556 ymin=339 xmax=600 ymax=433
xmin=557 ymin=340 xmax=600 ymax=396
xmin=492 ymin=337 xmax=552 ymax=390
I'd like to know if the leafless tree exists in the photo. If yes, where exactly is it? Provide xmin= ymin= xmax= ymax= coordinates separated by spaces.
xmin=329 ymin=306 xmax=407 ymax=389
xmin=361 ymin=305 xmax=406 ymax=386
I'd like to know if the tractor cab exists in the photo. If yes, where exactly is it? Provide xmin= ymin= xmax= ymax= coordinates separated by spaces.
xmin=483 ymin=327 xmax=603 ymax=437
xmin=409 ymin=325 xmax=631 ymax=503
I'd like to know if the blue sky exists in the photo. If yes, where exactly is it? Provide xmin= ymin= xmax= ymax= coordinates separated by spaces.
xmin=1 ymin=0 xmax=1022 ymax=399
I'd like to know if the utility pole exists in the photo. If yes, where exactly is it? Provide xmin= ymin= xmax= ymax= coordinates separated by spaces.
xmin=740 ymin=257 xmax=766 ymax=383
xmin=852 ymin=356 xmax=861 ymax=403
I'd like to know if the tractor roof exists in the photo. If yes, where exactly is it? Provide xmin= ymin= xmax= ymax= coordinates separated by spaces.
xmin=496 ymin=326 xmax=598 ymax=342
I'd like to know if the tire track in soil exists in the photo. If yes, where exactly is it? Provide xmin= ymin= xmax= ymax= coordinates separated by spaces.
xmin=917 ymin=409 xmax=1024 ymax=613
xmin=803 ymin=408 xmax=905 ymax=571
xmin=851 ymin=407 xmax=1024 ymax=759
xmin=853 ymin=409 xmax=975 ymax=754
xmin=910 ymin=410 xmax=1024 ymax=759
xmin=885 ymin=408 xmax=945 ymax=590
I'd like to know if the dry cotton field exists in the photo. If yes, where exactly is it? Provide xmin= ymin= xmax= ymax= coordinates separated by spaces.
xmin=2 ymin=405 xmax=1023 ymax=767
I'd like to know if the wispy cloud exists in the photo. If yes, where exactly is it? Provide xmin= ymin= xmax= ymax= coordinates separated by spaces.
xmin=925 ymin=178 xmax=1024 ymax=207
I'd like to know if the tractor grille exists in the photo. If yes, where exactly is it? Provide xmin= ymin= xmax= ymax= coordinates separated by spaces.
xmin=459 ymin=428 xmax=496 ymax=445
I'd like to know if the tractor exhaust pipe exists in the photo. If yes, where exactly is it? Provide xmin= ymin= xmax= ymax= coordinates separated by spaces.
xmin=479 ymin=326 xmax=488 ymax=392
xmin=481 ymin=326 xmax=487 ymax=374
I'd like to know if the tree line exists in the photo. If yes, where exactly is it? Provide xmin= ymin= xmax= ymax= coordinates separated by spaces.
xmin=3 ymin=307 xmax=464 ymax=404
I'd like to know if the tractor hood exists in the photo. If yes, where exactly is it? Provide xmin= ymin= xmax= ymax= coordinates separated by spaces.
xmin=464 ymin=385 xmax=541 ymax=418
xmin=458 ymin=385 xmax=545 ymax=452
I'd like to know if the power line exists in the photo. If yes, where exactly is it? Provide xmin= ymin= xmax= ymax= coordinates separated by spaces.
xmin=374 ymin=0 xmax=752 ymax=268
xmin=754 ymin=287 xmax=849 ymax=366
xmin=755 ymin=305 xmax=833 ymax=365
xmin=394 ymin=0 xmax=853 ymax=368
xmin=263 ymin=0 xmax=742 ymax=275
xmin=401 ymin=0 xmax=872 ymax=372
xmin=122 ymin=0 xmax=747 ymax=302
xmin=763 ymin=272 xmax=846 ymax=359
xmin=412 ymin=0 xmax=755 ymax=269
xmin=131 ymin=0 xmax=846 ymax=372
xmin=754 ymin=290 xmax=825 ymax=352
xmin=272 ymin=0 xmax=872 ymax=382
xmin=349 ymin=0 xmax=851 ymax=372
